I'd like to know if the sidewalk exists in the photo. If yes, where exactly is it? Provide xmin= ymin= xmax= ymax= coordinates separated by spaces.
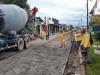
xmin=31 ymin=33 xmax=59 ymax=45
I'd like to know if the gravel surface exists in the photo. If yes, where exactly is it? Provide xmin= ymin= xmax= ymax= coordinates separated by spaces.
xmin=0 ymin=33 xmax=71 ymax=75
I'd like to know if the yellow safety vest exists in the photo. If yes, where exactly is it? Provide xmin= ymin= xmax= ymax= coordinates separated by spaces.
xmin=81 ymin=33 xmax=91 ymax=48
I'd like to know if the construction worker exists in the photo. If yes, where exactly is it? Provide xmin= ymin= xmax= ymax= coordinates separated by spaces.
xmin=46 ymin=31 xmax=49 ymax=40
xmin=80 ymin=30 xmax=84 ymax=52
xmin=32 ymin=7 xmax=38 ymax=25
xmin=59 ymin=29 xmax=65 ymax=47
xmin=81 ymin=29 xmax=91 ymax=63
xmin=74 ymin=30 xmax=81 ymax=50
xmin=40 ymin=31 xmax=45 ymax=39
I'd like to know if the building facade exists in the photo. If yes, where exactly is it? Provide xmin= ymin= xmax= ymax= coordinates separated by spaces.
xmin=90 ymin=0 xmax=100 ymax=24
xmin=90 ymin=0 xmax=100 ymax=31
xmin=46 ymin=17 xmax=59 ymax=33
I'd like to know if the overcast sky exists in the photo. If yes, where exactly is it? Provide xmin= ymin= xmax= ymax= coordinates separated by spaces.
xmin=27 ymin=0 xmax=96 ymax=26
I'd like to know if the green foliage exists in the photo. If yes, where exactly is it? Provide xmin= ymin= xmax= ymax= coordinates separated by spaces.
xmin=25 ymin=3 xmax=30 ymax=10
xmin=94 ymin=32 xmax=100 ymax=46
xmin=4 ymin=0 xmax=30 ymax=9
xmin=86 ymin=48 xmax=100 ymax=75
xmin=94 ymin=32 xmax=100 ymax=42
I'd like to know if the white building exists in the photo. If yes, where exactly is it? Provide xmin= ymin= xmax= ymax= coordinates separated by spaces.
xmin=90 ymin=0 xmax=100 ymax=24
xmin=46 ymin=17 xmax=54 ymax=25
xmin=90 ymin=0 xmax=100 ymax=15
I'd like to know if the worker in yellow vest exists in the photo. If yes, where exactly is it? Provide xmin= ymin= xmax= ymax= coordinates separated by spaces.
xmin=59 ymin=29 xmax=65 ymax=47
xmin=40 ymin=31 xmax=45 ymax=39
xmin=81 ymin=29 xmax=91 ymax=63
xmin=74 ymin=30 xmax=82 ymax=50
xmin=80 ymin=30 xmax=84 ymax=51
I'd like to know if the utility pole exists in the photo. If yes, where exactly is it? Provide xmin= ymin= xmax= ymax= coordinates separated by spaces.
xmin=80 ymin=14 xmax=82 ymax=26
xmin=87 ymin=0 xmax=89 ymax=31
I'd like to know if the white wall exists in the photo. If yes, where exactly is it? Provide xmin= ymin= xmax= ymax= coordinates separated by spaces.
xmin=94 ymin=0 xmax=100 ymax=15
xmin=46 ymin=17 xmax=54 ymax=24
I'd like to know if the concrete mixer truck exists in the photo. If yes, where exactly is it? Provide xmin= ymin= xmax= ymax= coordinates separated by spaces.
xmin=0 ymin=4 xmax=31 ymax=51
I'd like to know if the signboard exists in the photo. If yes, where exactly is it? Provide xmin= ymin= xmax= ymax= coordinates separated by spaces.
xmin=93 ymin=25 xmax=100 ymax=32
xmin=92 ymin=15 xmax=100 ymax=24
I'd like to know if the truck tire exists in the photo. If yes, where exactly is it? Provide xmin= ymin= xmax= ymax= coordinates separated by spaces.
xmin=24 ymin=36 xmax=30 ymax=49
xmin=17 ymin=37 xmax=24 ymax=51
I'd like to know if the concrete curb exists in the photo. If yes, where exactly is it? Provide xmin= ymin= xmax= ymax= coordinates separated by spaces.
xmin=79 ymin=49 xmax=86 ymax=75
xmin=63 ymin=40 xmax=73 ymax=75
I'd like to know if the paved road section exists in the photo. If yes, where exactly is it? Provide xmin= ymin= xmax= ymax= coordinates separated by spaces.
xmin=0 ymin=33 xmax=71 ymax=75
xmin=0 ymin=33 xmax=59 ymax=61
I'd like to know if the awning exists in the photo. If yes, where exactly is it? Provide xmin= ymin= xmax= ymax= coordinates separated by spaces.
xmin=36 ymin=17 xmax=43 ymax=22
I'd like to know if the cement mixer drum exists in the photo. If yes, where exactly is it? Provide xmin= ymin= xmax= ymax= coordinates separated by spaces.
xmin=0 ymin=4 xmax=28 ymax=33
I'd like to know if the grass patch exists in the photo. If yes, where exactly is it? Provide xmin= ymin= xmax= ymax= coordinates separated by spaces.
xmin=93 ymin=39 xmax=99 ymax=45
xmin=86 ymin=48 xmax=100 ymax=75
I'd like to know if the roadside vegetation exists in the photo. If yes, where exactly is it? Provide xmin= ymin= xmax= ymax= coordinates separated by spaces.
xmin=4 ymin=0 xmax=30 ymax=9
xmin=86 ymin=48 xmax=100 ymax=75
xmin=86 ymin=32 xmax=100 ymax=75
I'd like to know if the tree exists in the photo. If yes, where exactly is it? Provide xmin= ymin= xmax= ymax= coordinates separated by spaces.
xmin=94 ymin=32 xmax=100 ymax=49
xmin=4 ymin=0 xmax=30 ymax=9
xmin=70 ymin=25 xmax=74 ymax=30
